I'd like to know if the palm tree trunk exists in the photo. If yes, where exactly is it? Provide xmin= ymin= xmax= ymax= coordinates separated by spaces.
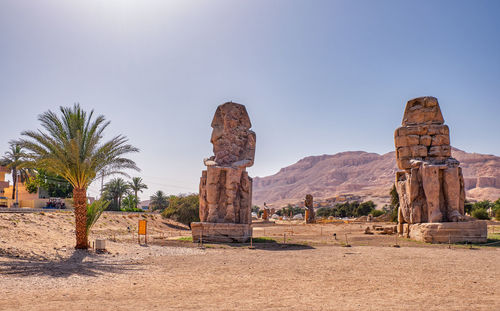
xmin=74 ymin=187 xmax=88 ymax=249
xmin=11 ymin=168 xmax=17 ymax=200
xmin=135 ymin=190 xmax=138 ymax=209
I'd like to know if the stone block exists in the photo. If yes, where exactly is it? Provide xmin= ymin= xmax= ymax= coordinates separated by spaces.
xmin=398 ymin=147 xmax=411 ymax=158
xmin=431 ymin=134 xmax=450 ymax=146
xmin=428 ymin=145 xmax=450 ymax=157
xmin=420 ymin=135 xmax=432 ymax=146
xmin=191 ymin=222 xmax=252 ymax=243
xmin=441 ymin=145 xmax=451 ymax=157
xmin=397 ymin=158 xmax=411 ymax=170
xmin=95 ymin=239 xmax=106 ymax=250
xmin=395 ymin=134 xmax=420 ymax=147
xmin=397 ymin=125 xmax=428 ymax=136
xmin=410 ymin=145 xmax=428 ymax=157
xmin=402 ymin=97 xmax=444 ymax=126
xmin=408 ymin=221 xmax=487 ymax=243
xmin=428 ymin=124 xmax=449 ymax=135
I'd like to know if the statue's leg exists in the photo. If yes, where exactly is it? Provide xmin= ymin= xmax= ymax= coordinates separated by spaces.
xmin=443 ymin=167 xmax=463 ymax=222
xmin=224 ymin=168 xmax=242 ymax=223
xmin=199 ymin=171 xmax=208 ymax=222
xmin=421 ymin=164 xmax=443 ymax=222
xmin=206 ymin=167 xmax=221 ymax=222
xmin=239 ymin=171 xmax=252 ymax=224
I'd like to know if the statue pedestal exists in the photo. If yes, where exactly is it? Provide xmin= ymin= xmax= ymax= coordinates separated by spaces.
xmin=191 ymin=222 xmax=252 ymax=243
xmin=400 ymin=221 xmax=487 ymax=243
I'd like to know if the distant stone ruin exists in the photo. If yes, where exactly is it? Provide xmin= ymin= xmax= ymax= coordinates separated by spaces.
xmin=394 ymin=96 xmax=486 ymax=243
xmin=304 ymin=194 xmax=315 ymax=224
xmin=192 ymin=102 xmax=256 ymax=243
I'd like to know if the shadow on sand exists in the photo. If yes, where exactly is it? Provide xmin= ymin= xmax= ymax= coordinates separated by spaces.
xmin=219 ymin=238 xmax=315 ymax=251
xmin=162 ymin=222 xmax=190 ymax=231
xmin=0 ymin=250 xmax=141 ymax=278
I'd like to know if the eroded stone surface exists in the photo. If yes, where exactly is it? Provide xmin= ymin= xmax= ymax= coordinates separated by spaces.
xmin=394 ymin=97 xmax=475 ymax=243
xmin=195 ymin=102 xmax=256 ymax=242
xmin=305 ymin=194 xmax=315 ymax=224
xmin=402 ymin=96 xmax=444 ymax=126
xmin=406 ymin=221 xmax=487 ymax=243
xmin=191 ymin=222 xmax=252 ymax=243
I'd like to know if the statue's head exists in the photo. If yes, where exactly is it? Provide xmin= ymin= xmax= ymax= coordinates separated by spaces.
xmin=402 ymin=96 xmax=444 ymax=126
xmin=305 ymin=194 xmax=313 ymax=207
xmin=210 ymin=102 xmax=254 ymax=166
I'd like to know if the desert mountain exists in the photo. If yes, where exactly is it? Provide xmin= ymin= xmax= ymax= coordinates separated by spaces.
xmin=253 ymin=148 xmax=500 ymax=207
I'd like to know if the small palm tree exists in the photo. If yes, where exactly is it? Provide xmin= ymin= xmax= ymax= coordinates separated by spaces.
xmin=0 ymin=143 xmax=32 ymax=203
xmin=103 ymin=177 xmax=130 ymax=210
xmin=128 ymin=177 xmax=148 ymax=209
xmin=17 ymin=104 xmax=139 ymax=249
xmin=150 ymin=190 xmax=169 ymax=211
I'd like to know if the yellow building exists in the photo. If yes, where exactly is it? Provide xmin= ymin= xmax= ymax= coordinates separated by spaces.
xmin=0 ymin=165 xmax=73 ymax=209
xmin=0 ymin=166 xmax=9 ymax=206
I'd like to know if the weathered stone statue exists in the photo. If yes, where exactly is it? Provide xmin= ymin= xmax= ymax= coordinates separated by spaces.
xmin=304 ymin=194 xmax=315 ymax=224
xmin=192 ymin=102 xmax=256 ymax=242
xmin=262 ymin=202 xmax=270 ymax=221
xmin=394 ymin=97 xmax=486 ymax=243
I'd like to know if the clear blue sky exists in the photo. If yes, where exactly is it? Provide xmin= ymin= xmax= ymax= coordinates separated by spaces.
xmin=1 ymin=0 xmax=499 ymax=200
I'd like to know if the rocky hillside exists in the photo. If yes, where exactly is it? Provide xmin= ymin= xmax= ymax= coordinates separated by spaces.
xmin=253 ymin=148 xmax=500 ymax=207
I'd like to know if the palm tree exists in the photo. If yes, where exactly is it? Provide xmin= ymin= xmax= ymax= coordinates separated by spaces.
xmin=17 ymin=104 xmax=139 ymax=249
xmin=103 ymin=177 xmax=130 ymax=210
xmin=150 ymin=190 xmax=168 ymax=211
xmin=128 ymin=177 xmax=148 ymax=209
xmin=0 ymin=144 xmax=32 ymax=203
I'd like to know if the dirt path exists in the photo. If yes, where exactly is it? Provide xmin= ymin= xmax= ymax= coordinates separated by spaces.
xmin=1 ymin=243 xmax=499 ymax=311
xmin=1 ymin=213 xmax=499 ymax=310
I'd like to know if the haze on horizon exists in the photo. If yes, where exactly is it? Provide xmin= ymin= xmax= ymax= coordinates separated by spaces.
xmin=1 ymin=0 xmax=499 ymax=200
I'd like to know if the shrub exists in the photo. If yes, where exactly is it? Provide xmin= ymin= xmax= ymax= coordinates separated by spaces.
xmin=391 ymin=207 xmax=398 ymax=222
xmin=356 ymin=201 xmax=376 ymax=216
xmin=120 ymin=207 xmax=144 ymax=212
xmin=316 ymin=207 xmax=334 ymax=218
xmin=495 ymin=209 xmax=500 ymax=221
xmin=464 ymin=202 xmax=474 ymax=215
xmin=371 ymin=209 xmax=384 ymax=217
xmin=471 ymin=208 xmax=490 ymax=220
xmin=162 ymin=194 xmax=199 ymax=228
xmin=280 ymin=204 xmax=305 ymax=217
xmin=86 ymin=199 xmax=110 ymax=236
xmin=473 ymin=200 xmax=493 ymax=211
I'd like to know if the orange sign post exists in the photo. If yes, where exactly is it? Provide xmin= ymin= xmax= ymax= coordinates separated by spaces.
xmin=138 ymin=220 xmax=147 ymax=244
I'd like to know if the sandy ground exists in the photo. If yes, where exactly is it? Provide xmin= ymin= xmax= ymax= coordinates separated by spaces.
xmin=1 ymin=211 xmax=499 ymax=311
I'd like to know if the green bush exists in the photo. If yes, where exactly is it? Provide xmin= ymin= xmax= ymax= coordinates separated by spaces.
xmin=162 ymin=194 xmax=199 ymax=228
xmin=464 ymin=202 xmax=474 ymax=215
xmin=471 ymin=208 xmax=490 ymax=220
xmin=371 ymin=209 xmax=384 ymax=217
xmin=316 ymin=201 xmax=377 ymax=218
xmin=356 ymin=201 xmax=376 ymax=216
xmin=120 ymin=207 xmax=144 ymax=212
xmin=86 ymin=199 xmax=110 ymax=236
xmin=495 ymin=209 xmax=500 ymax=221
xmin=279 ymin=204 xmax=305 ymax=217
xmin=391 ymin=207 xmax=398 ymax=222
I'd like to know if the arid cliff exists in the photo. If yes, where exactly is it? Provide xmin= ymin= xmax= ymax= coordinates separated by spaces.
xmin=253 ymin=148 xmax=500 ymax=207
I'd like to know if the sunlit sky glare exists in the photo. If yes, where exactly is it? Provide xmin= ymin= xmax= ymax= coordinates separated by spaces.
xmin=1 ymin=0 xmax=499 ymax=200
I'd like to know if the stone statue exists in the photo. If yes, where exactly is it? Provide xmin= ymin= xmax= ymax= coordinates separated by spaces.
xmin=394 ymin=97 xmax=486 ymax=243
xmin=262 ymin=202 xmax=270 ymax=221
xmin=304 ymin=194 xmax=315 ymax=224
xmin=193 ymin=102 xmax=256 ymax=242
